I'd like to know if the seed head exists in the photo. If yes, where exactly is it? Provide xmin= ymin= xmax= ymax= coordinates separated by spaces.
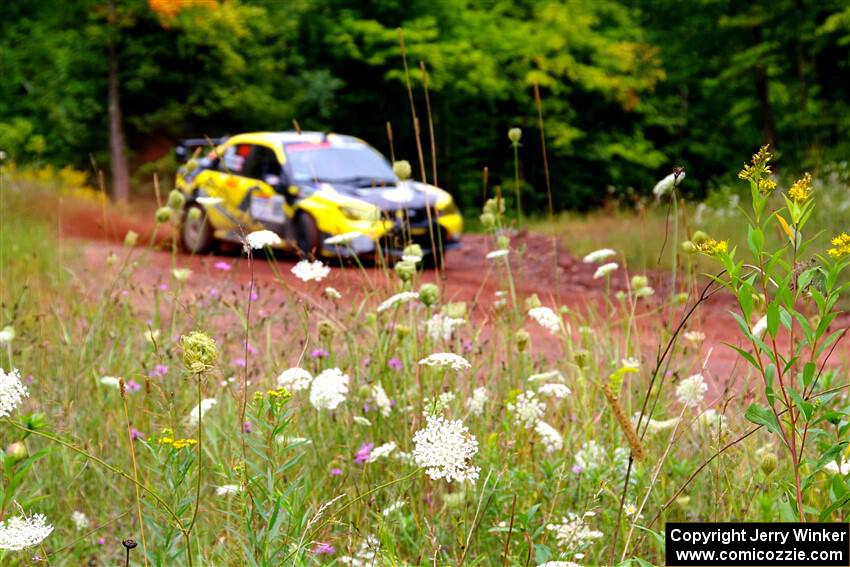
xmin=180 ymin=331 xmax=218 ymax=374
xmin=167 ymin=189 xmax=186 ymax=210
xmin=393 ymin=160 xmax=412 ymax=180
xmin=508 ymin=127 xmax=522 ymax=144
xmin=418 ymin=283 xmax=440 ymax=306
xmin=154 ymin=206 xmax=172 ymax=223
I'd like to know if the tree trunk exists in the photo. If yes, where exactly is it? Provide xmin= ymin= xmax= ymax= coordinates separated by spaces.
xmin=108 ymin=8 xmax=129 ymax=202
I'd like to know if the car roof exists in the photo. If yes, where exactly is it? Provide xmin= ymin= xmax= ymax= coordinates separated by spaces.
xmin=226 ymin=131 xmax=367 ymax=147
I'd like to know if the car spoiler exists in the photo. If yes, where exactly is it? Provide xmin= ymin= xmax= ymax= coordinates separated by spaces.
xmin=174 ymin=136 xmax=229 ymax=164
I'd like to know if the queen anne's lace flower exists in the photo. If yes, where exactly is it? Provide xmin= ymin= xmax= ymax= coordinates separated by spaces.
xmin=546 ymin=511 xmax=603 ymax=549
xmin=676 ymin=374 xmax=707 ymax=407
xmin=172 ymin=268 xmax=192 ymax=282
xmin=100 ymin=376 xmax=121 ymax=388
xmin=528 ymin=307 xmax=560 ymax=334
xmin=535 ymin=421 xmax=563 ymax=453
xmin=367 ymin=442 xmax=397 ymax=462
xmin=216 ymin=484 xmax=241 ymax=496
xmin=683 ymin=330 xmax=705 ymax=344
xmin=425 ymin=313 xmax=465 ymax=342
xmin=377 ymin=291 xmax=419 ymax=313
xmin=412 ymin=415 xmax=480 ymax=483
xmin=507 ymin=391 xmax=545 ymax=428
xmin=466 ymin=387 xmax=488 ymax=417
xmin=381 ymin=500 xmax=405 ymax=517
xmin=339 ymin=535 xmax=381 ymax=566
xmin=71 ymin=511 xmax=88 ymax=531
xmin=187 ymin=398 xmax=217 ymax=426
xmin=292 ymin=259 xmax=330 ymax=282
xmin=324 ymin=231 xmax=364 ymax=245
xmin=0 ymin=513 xmax=53 ymax=551
xmin=371 ymin=383 xmax=392 ymax=417
xmin=537 ymin=383 xmax=572 ymax=399
xmin=486 ymin=249 xmax=510 ymax=260
xmin=324 ymin=287 xmax=342 ymax=300
xmin=582 ymin=248 xmax=616 ymax=263
xmin=0 ymin=368 xmax=28 ymax=418
xmin=309 ymin=368 xmax=350 ymax=411
xmin=593 ymin=262 xmax=618 ymax=279
xmin=277 ymin=367 xmax=312 ymax=393
xmin=574 ymin=440 xmax=606 ymax=473
xmin=418 ymin=352 xmax=471 ymax=372
xmin=245 ymin=230 xmax=282 ymax=249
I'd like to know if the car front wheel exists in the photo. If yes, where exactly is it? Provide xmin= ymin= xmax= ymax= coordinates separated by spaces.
xmin=294 ymin=212 xmax=321 ymax=259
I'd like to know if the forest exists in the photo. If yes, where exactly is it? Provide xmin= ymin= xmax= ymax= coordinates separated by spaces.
xmin=3 ymin=0 xmax=850 ymax=211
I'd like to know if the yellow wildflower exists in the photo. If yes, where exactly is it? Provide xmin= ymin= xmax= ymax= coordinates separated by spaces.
xmin=787 ymin=172 xmax=813 ymax=203
xmin=757 ymin=177 xmax=777 ymax=195
xmin=828 ymin=233 xmax=850 ymax=259
xmin=172 ymin=438 xmax=198 ymax=450
xmin=694 ymin=239 xmax=728 ymax=256
xmin=738 ymin=145 xmax=773 ymax=180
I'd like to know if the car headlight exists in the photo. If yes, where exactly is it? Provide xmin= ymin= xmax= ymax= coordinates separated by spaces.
xmin=340 ymin=205 xmax=380 ymax=222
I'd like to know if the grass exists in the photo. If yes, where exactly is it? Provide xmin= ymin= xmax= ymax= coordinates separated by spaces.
xmin=0 ymin=156 xmax=849 ymax=566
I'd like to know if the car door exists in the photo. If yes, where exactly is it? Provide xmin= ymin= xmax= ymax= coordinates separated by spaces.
xmin=240 ymin=144 xmax=288 ymax=233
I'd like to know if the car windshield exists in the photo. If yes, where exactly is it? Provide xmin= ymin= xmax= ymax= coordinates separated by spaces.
xmin=286 ymin=144 xmax=397 ymax=186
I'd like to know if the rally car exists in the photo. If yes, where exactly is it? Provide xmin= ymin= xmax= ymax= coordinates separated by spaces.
xmin=174 ymin=131 xmax=462 ymax=261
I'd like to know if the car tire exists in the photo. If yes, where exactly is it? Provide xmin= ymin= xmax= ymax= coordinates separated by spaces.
xmin=294 ymin=212 xmax=321 ymax=259
xmin=181 ymin=203 xmax=215 ymax=254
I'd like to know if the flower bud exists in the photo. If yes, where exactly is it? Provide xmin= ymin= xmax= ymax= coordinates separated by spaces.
xmin=318 ymin=320 xmax=336 ymax=341
xmin=673 ymin=292 xmax=689 ymax=305
xmin=155 ymin=207 xmax=172 ymax=224
xmin=403 ymin=243 xmax=423 ymax=259
xmin=515 ymin=329 xmax=530 ymax=352
xmin=681 ymin=240 xmax=696 ymax=253
xmin=479 ymin=212 xmax=495 ymax=228
xmin=395 ymin=260 xmax=416 ymax=282
xmin=5 ymin=442 xmax=27 ymax=461
xmin=692 ymin=230 xmax=710 ymax=245
xmin=574 ymin=350 xmax=591 ymax=370
xmin=393 ymin=160 xmax=412 ymax=181
xmin=419 ymin=283 xmax=440 ymax=307
xmin=508 ymin=128 xmax=522 ymax=144
xmin=180 ymin=331 xmax=218 ymax=374
xmin=124 ymin=230 xmax=139 ymax=247
xmin=631 ymin=275 xmax=649 ymax=291
xmin=187 ymin=207 xmax=202 ymax=221
xmin=483 ymin=197 xmax=505 ymax=216
xmin=760 ymin=452 xmax=778 ymax=476
xmin=167 ymin=189 xmax=186 ymax=210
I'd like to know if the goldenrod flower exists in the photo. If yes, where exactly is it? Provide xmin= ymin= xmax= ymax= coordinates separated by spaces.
xmin=828 ymin=233 xmax=850 ymax=259
xmin=757 ymin=177 xmax=777 ymax=195
xmin=787 ymin=172 xmax=813 ymax=203
xmin=172 ymin=438 xmax=198 ymax=450
xmin=738 ymin=145 xmax=773 ymax=181
xmin=694 ymin=239 xmax=728 ymax=256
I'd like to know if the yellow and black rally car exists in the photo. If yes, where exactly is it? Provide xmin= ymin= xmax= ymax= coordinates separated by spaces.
xmin=174 ymin=131 xmax=462 ymax=260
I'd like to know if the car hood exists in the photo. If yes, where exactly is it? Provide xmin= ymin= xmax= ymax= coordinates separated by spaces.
xmin=313 ymin=181 xmax=440 ymax=211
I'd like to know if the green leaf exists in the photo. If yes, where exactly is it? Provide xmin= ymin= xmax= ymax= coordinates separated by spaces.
xmin=745 ymin=403 xmax=782 ymax=436
xmin=767 ymin=301 xmax=780 ymax=338
xmin=802 ymin=362 xmax=816 ymax=387
xmin=815 ymin=441 xmax=849 ymax=472
xmin=787 ymin=387 xmax=813 ymax=422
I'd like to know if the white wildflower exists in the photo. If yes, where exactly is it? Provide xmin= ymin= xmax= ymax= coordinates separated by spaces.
xmin=99 ymin=376 xmax=121 ymax=388
xmin=507 ymin=391 xmax=545 ymax=428
xmin=324 ymin=287 xmax=342 ymax=300
xmin=574 ymin=440 xmax=606 ymax=472
xmin=593 ymin=262 xmax=618 ymax=279
xmin=528 ymin=307 xmax=561 ymax=334
xmin=412 ymin=415 xmax=480 ymax=483
xmin=371 ymin=383 xmax=392 ymax=417
xmin=546 ymin=512 xmax=603 ymax=549
xmin=245 ymin=229 xmax=282 ymax=249
xmin=381 ymin=500 xmax=405 ymax=517
xmin=187 ymin=398 xmax=217 ymax=426
xmin=324 ymin=231 xmax=364 ymax=245
xmin=698 ymin=409 xmax=728 ymax=436
xmin=172 ymin=268 xmax=192 ymax=282
xmin=418 ymin=352 xmax=471 ymax=372
xmin=537 ymin=383 xmax=572 ymax=400
xmin=624 ymin=503 xmax=642 ymax=519
xmin=71 ymin=511 xmax=88 ymax=531
xmin=216 ymin=484 xmax=241 ymax=496
xmin=276 ymin=367 xmax=312 ymax=393
xmin=367 ymin=442 xmax=397 ymax=463
xmin=752 ymin=315 xmax=768 ymax=339
xmin=339 ymin=535 xmax=381 ymax=566
xmin=424 ymin=312 xmax=464 ymax=342
xmin=377 ymin=291 xmax=419 ymax=313
xmin=466 ymin=387 xmax=488 ymax=417
xmin=0 ymin=513 xmax=53 ymax=551
xmin=0 ymin=368 xmax=28 ymax=417
xmin=291 ymin=259 xmax=330 ymax=282
xmin=309 ymin=368 xmax=350 ymax=411
xmin=582 ymin=248 xmax=616 ymax=263
xmin=486 ymin=249 xmax=510 ymax=260
xmin=535 ymin=421 xmax=564 ymax=453
xmin=527 ymin=370 xmax=565 ymax=383
xmin=653 ymin=171 xmax=685 ymax=197
xmin=353 ymin=416 xmax=372 ymax=427
xmin=683 ymin=330 xmax=705 ymax=344
xmin=0 ymin=326 xmax=15 ymax=344
xmin=634 ymin=286 xmax=655 ymax=298
xmin=676 ymin=374 xmax=707 ymax=407
xmin=825 ymin=460 xmax=850 ymax=476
